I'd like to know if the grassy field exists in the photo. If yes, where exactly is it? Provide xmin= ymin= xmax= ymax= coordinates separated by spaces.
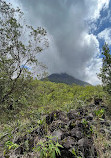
xmin=0 ymin=79 xmax=111 ymax=157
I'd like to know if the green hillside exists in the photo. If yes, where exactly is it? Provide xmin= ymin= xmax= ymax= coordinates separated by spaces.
xmin=0 ymin=79 xmax=111 ymax=157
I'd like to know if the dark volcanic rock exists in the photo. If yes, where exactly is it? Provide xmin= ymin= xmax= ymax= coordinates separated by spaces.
xmin=77 ymin=107 xmax=88 ymax=116
xmin=46 ymin=111 xmax=69 ymax=125
xmin=100 ymin=120 xmax=110 ymax=127
xmin=46 ymin=113 xmax=54 ymax=125
xmin=68 ymin=119 xmax=78 ymax=130
xmin=67 ymin=110 xmax=79 ymax=120
xmin=14 ymin=108 xmax=99 ymax=158
xmin=70 ymin=128 xmax=83 ymax=140
xmin=56 ymin=149 xmax=74 ymax=158
xmin=49 ymin=120 xmax=67 ymax=132
xmin=86 ymin=113 xmax=93 ymax=121
xmin=61 ymin=136 xmax=76 ymax=149
xmin=61 ymin=131 xmax=71 ymax=140
xmin=94 ymin=98 xmax=102 ymax=105
xmin=78 ymin=138 xmax=97 ymax=158
xmin=45 ymin=109 xmax=97 ymax=158
xmin=52 ymin=129 xmax=63 ymax=142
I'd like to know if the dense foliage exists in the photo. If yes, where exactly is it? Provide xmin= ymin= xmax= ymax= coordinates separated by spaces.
xmin=98 ymin=43 xmax=111 ymax=94
xmin=0 ymin=0 xmax=48 ymax=106
xmin=0 ymin=79 xmax=106 ymax=123
xmin=0 ymin=79 xmax=109 ymax=157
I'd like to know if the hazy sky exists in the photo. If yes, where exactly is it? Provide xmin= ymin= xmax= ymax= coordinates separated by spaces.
xmin=7 ymin=0 xmax=111 ymax=85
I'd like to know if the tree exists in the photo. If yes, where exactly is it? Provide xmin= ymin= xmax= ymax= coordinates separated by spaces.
xmin=98 ymin=43 xmax=111 ymax=94
xmin=0 ymin=0 xmax=49 ymax=104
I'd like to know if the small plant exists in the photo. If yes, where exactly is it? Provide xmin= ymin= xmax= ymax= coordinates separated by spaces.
xmin=37 ymin=119 xmax=44 ymax=125
xmin=89 ymin=125 xmax=93 ymax=134
xmin=24 ymin=140 xmax=29 ymax=151
xmin=4 ymin=141 xmax=19 ymax=156
xmin=71 ymin=148 xmax=82 ymax=158
xmin=81 ymin=119 xmax=93 ymax=137
xmin=33 ymin=135 xmax=63 ymax=158
xmin=95 ymin=109 xmax=105 ymax=119
xmin=82 ymin=119 xmax=88 ymax=126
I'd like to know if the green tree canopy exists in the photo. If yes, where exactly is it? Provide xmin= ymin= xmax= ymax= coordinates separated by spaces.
xmin=0 ymin=0 xmax=48 ymax=104
xmin=98 ymin=43 xmax=111 ymax=94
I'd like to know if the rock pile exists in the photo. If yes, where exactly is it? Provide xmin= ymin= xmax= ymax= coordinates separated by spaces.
xmin=6 ymin=101 xmax=111 ymax=158
xmin=45 ymin=110 xmax=97 ymax=158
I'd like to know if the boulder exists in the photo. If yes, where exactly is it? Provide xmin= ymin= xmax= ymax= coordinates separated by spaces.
xmin=46 ymin=111 xmax=69 ymax=125
xmin=94 ymin=98 xmax=102 ymax=105
xmin=60 ymin=136 xmax=75 ymax=149
xmin=86 ymin=113 xmax=93 ymax=121
xmin=70 ymin=128 xmax=83 ymax=140
xmin=56 ymin=149 xmax=74 ymax=158
xmin=67 ymin=110 xmax=79 ymax=120
xmin=46 ymin=113 xmax=54 ymax=125
xmin=78 ymin=138 xmax=97 ymax=158
xmin=52 ymin=129 xmax=63 ymax=142
xmin=49 ymin=120 xmax=67 ymax=132
xmin=68 ymin=119 xmax=79 ymax=130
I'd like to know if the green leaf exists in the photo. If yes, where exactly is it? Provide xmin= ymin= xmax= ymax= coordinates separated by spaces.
xmin=55 ymin=148 xmax=61 ymax=155
xmin=51 ymin=151 xmax=56 ymax=158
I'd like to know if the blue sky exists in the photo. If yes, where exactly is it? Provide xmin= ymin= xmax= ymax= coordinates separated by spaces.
xmin=8 ymin=0 xmax=111 ymax=85
xmin=90 ymin=0 xmax=111 ymax=52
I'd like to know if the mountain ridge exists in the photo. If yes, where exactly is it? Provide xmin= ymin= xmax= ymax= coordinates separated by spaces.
xmin=41 ymin=73 xmax=91 ymax=86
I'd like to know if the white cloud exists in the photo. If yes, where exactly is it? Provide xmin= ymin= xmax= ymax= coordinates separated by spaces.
xmin=5 ymin=0 xmax=110 ymax=85
xmin=98 ymin=28 xmax=111 ymax=45
xmin=85 ymin=0 xmax=110 ymax=20
xmin=85 ymin=58 xmax=102 ymax=85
